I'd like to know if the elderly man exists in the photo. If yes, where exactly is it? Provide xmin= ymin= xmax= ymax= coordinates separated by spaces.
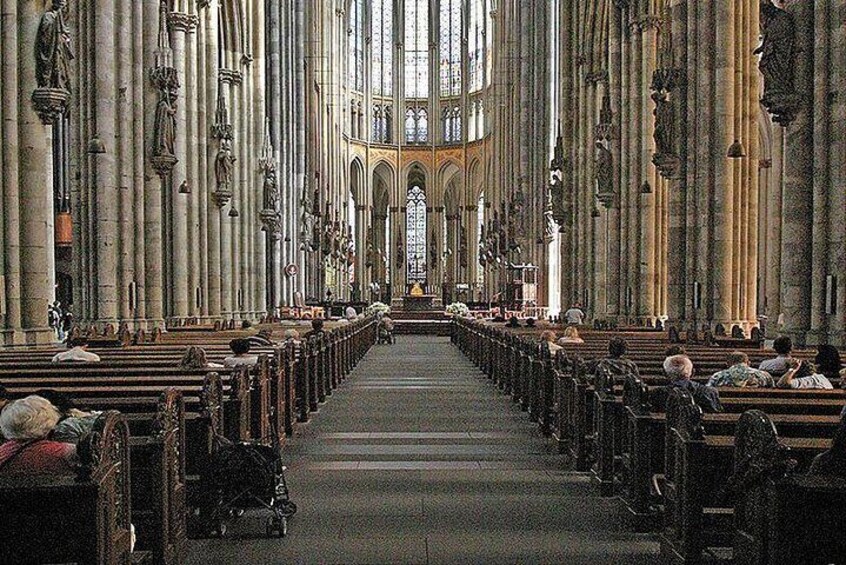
xmin=660 ymin=354 xmax=723 ymax=413
xmin=707 ymin=351 xmax=774 ymax=388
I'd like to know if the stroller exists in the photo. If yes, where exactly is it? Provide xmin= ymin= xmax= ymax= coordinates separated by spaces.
xmin=198 ymin=408 xmax=297 ymax=538
xmin=377 ymin=316 xmax=395 ymax=344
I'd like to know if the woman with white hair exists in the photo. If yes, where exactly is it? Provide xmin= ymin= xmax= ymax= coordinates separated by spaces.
xmin=0 ymin=395 xmax=77 ymax=475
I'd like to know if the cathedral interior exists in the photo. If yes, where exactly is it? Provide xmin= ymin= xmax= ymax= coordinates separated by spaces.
xmin=0 ymin=1 xmax=845 ymax=564
xmin=0 ymin=0 xmax=842 ymax=346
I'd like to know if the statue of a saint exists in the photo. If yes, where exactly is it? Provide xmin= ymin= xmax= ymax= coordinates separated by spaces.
xmin=215 ymin=138 xmax=236 ymax=192
xmin=595 ymin=141 xmax=613 ymax=201
xmin=35 ymin=0 xmax=73 ymax=90
xmin=652 ymin=91 xmax=675 ymax=156
xmin=263 ymin=163 xmax=279 ymax=211
xmin=153 ymin=84 xmax=177 ymax=157
xmin=754 ymin=1 xmax=797 ymax=106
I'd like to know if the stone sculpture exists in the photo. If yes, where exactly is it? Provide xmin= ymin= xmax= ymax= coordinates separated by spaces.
xmin=153 ymin=80 xmax=177 ymax=158
xmin=755 ymin=1 xmax=799 ymax=126
xmin=215 ymin=138 xmax=236 ymax=193
xmin=595 ymin=140 xmax=614 ymax=207
xmin=35 ymin=0 xmax=73 ymax=91
xmin=652 ymin=91 xmax=675 ymax=157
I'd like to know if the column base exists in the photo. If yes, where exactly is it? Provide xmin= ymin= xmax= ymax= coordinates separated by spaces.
xmin=23 ymin=327 xmax=58 ymax=346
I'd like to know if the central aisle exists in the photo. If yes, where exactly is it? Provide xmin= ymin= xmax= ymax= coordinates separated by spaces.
xmin=186 ymin=336 xmax=659 ymax=564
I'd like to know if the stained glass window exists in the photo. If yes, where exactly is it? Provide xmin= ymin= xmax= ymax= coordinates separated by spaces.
xmin=468 ymin=0 xmax=484 ymax=92
xmin=443 ymin=106 xmax=461 ymax=143
xmin=404 ymin=0 xmax=429 ymax=99
xmin=349 ymin=0 xmax=364 ymax=92
xmin=371 ymin=0 xmax=393 ymax=96
xmin=405 ymin=107 xmax=428 ymax=144
xmin=406 ymin=185 xmax=427 ymax=284
xmin=440 ymin=0 xmax=462 ymax=97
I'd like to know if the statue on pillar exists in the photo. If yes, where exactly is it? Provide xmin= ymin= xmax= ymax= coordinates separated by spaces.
xmin=459 ymin=225 xmax=468 ymax=269
xmin=35 ymin=0 xmax=73 ymax=91
xmin=652 ymin=91 xmax=675 ymax=157
xmin=755 ymin=0 xmax=800 ymax=126
xmin=214 ymin=138 xmax=236 ymax=198
xmin=153 ymin=77 xmax=178 ymax=158
xmin=263 ymin=163 xmax=280 ymax=212
xmin=595 ymin=140 xmax=614 ymax=208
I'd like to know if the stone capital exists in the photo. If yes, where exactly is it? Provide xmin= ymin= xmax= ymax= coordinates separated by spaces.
xmin=169 ymin=12 xmax=199 ymax=33
xmin=219 ymin=69 xmax=243 ymax=85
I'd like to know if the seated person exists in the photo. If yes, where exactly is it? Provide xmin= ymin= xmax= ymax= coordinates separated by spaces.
xmin=222 ymin=338 xmax=259 ymax=368
xmin=815 ymin=344 xmax=843 ymax=382
xmin=654 ymin=355 xmax=723 ymax=413
xmin=0 ymin=396 xmax=77 ymax=475
xmin=247 ymin=329 xmax=275 ymax=347
xmin=283 ymin=329 xmax=301 ymax=343
xmin=586 ymin=337 xmax=640 ymax=378
xmin=179 ymin=346 xmax=223 ymax=369
xmin=759 ymin=335 xmax=793 ymax=378
xmin=808 ymin=413 xmax=846 ymax=477
xmin=34 ymin=390 xmax=101 ymax=444
xmin=557 ymin=326 xmax=584 ymax=345
xmin=310 ymin=318 xmax=326 ymax=336
xmin=539 ymin=330 xmax=562 ymax=354
xmin=51 ymin=343 xmax=101 ymax=363
xmin=776 ymin=360 xmax=834 ymax=390
xmin=345 ymin=306 xmax=358 ymax=321
xmin=707 ymin=351 xmax=774 ymax=388
xmin=524 ymin=318 xmax=536 ymax=328
xmin=506 ymin=317 xmax=520 ymax=329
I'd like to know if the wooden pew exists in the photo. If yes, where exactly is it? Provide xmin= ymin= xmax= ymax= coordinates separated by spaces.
xmin=731 ymin=411 xmax=846 ymax=565
xmin=659 ymin=389 xmax=835 ymax=564
xmin=0 ymin=411 xmax=137 ymax=565
xmin=620 ymin=374 xmax=845 ymax=527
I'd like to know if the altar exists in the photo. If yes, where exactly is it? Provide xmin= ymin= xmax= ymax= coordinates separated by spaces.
xmin=402 ymin=294 xmax=437 ymax=312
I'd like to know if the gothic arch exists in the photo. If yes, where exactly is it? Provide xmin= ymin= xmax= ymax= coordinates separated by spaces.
xmin=349 ymin=157 xmax=365 ymax=202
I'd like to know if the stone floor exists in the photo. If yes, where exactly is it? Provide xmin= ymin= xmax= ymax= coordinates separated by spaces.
xmin=185 ymin=336 xmax=660 ymax=564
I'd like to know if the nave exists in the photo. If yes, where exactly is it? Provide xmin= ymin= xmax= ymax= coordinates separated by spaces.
xmin=186 ymin=336 xmax=658 ymax=564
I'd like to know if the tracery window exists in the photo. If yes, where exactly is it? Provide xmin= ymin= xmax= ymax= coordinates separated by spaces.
xmin=468 ymin=0 xmax=484 ymax=93
xmin=371 ymin=0 xmax=393 ymax=96
xmin=404 ymin=0 xmax=429 ymax=99
xmin=443 ymin=106 xmax=461 ymax=143
xmin=406 ymin=185 xmax=427 ymax=284
xmin=405 ymin=107 xmax=428 ymax=144
xmin=372 ymin=104 xmax=392 ymax=143
xmin=439 ymin=0 xmax=462 ymax=97
xmin=349 ymin=0 xmax=364 ymax=92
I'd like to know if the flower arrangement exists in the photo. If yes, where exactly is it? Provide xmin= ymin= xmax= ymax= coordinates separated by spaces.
xmin=445 ymin=302 xmax=470 ymax=317
xmin=365 ymin=301 xmax=391 ymax=317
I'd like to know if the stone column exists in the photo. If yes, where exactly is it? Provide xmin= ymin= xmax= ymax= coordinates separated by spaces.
xmin=169 ymin=12 xmax=196 ymax=321
xmin=779 ymin=0 xmax=814 ymax=344
xmin=144 ymin=0 xmax=165 ymax=328
xmin=2 ymin=0 xmax=22 ymax=341
xmin=92 ymin=0 xmax=119 ymax=327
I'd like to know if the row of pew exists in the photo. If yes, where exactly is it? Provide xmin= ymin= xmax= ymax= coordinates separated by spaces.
xmin=0 ymin=318 xmax=377 ymax=565
xmin=452 ymin=318 xmax=846 ymax=565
